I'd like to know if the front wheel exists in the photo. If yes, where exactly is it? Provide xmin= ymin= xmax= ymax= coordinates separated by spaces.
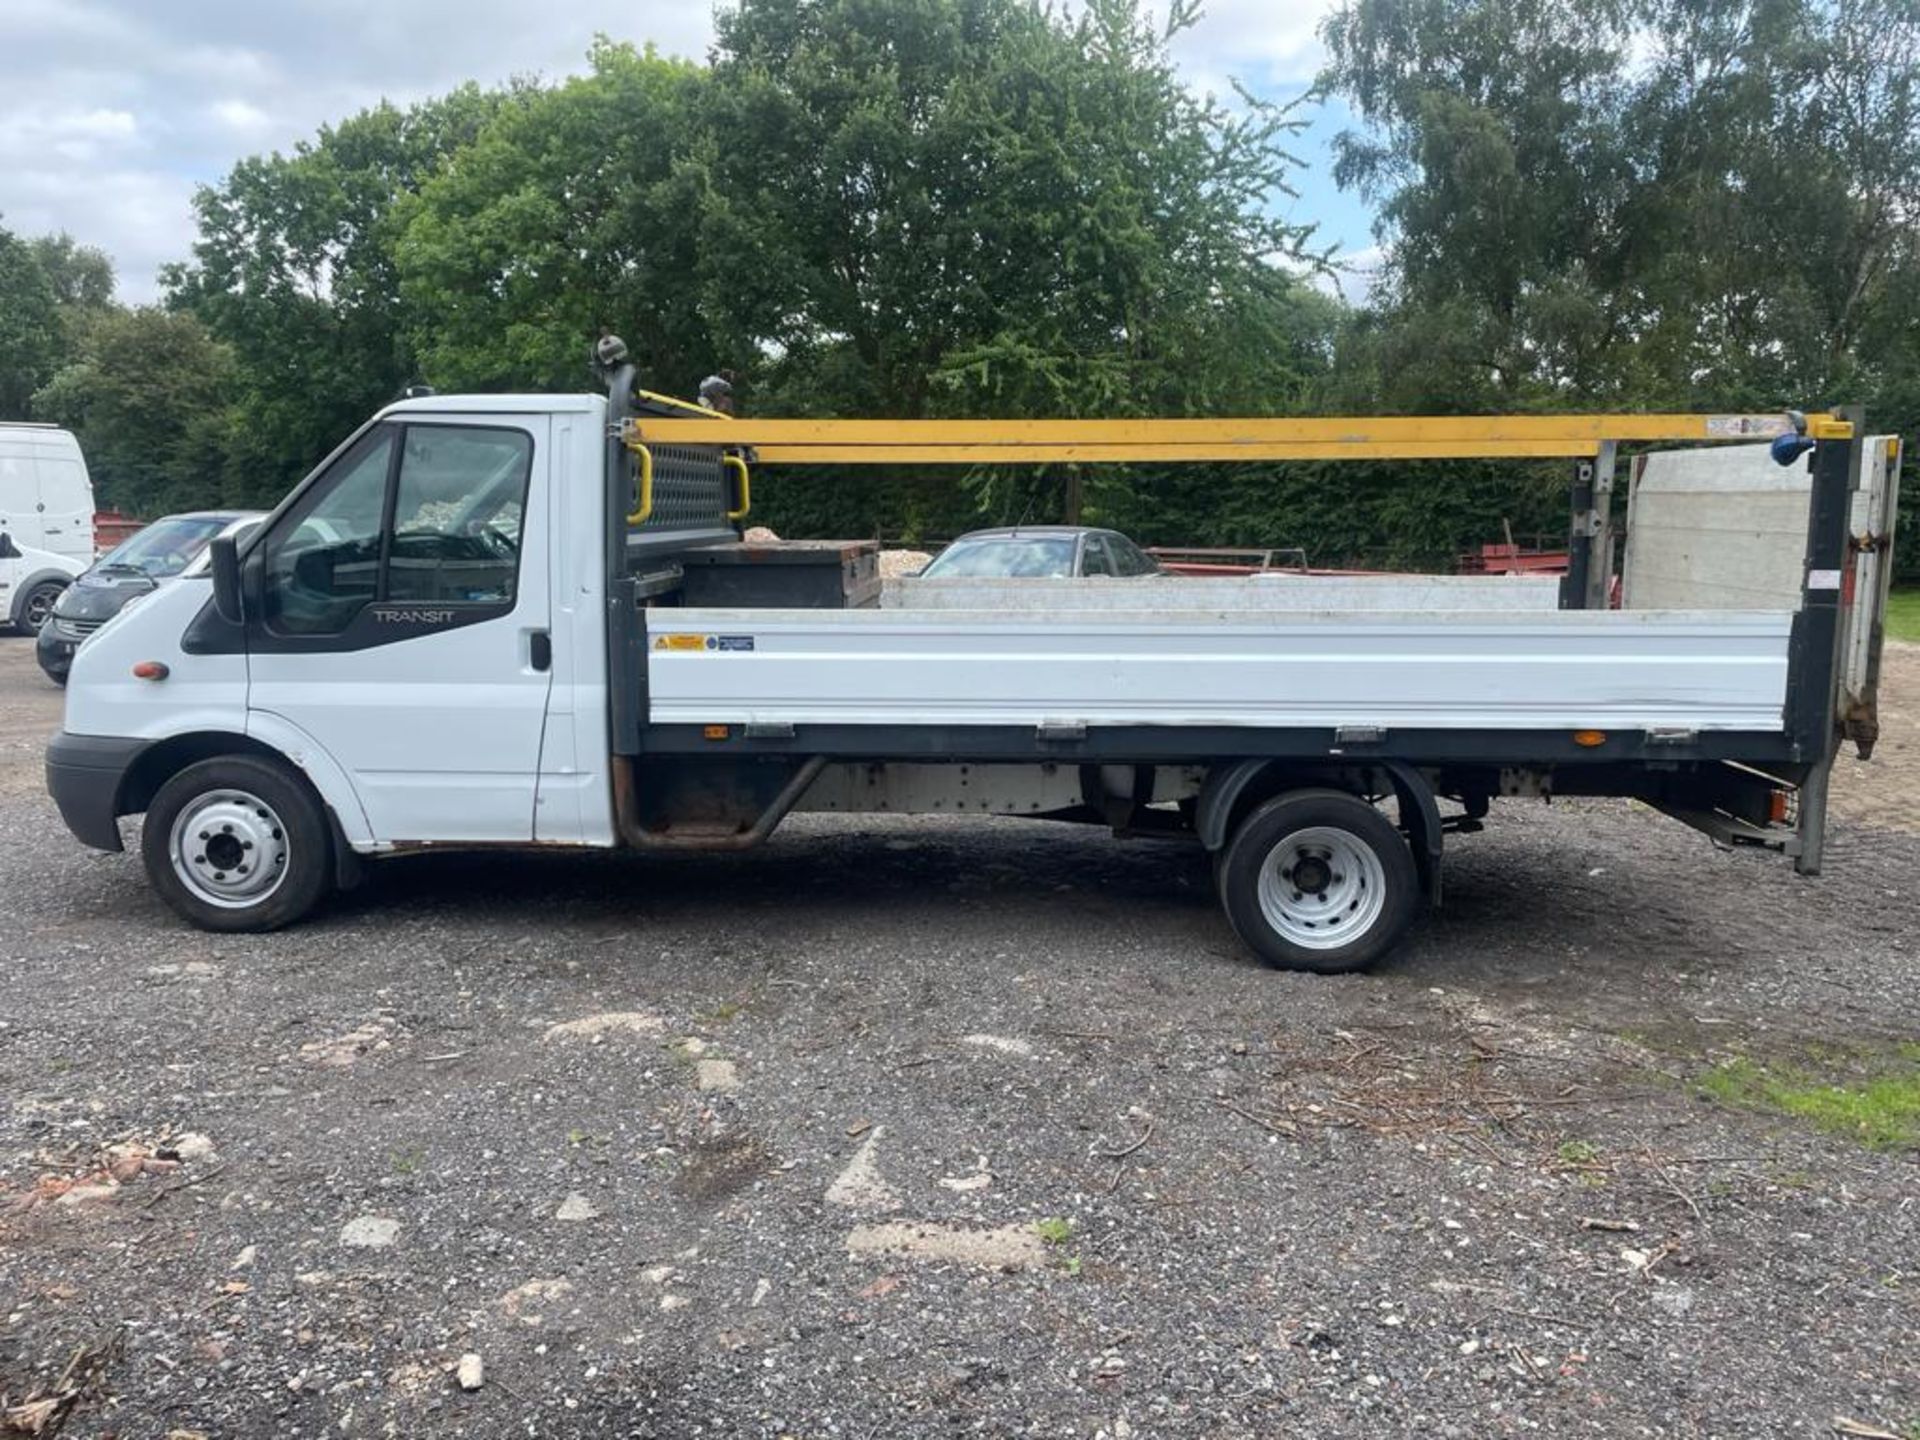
xmin=1217 ymin=788 xmax=1418 ymax=974
xmin=18 ymin=580 xmax=64 ymax=634
xmin=141 ymin=755 xmax=334 ymax=932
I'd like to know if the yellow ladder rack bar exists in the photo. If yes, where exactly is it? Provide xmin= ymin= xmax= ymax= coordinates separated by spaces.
xmin=756 ymin=440 xmax=1608 ymax=463
xmin=623 ymin=412 xmax=1825 ymax=464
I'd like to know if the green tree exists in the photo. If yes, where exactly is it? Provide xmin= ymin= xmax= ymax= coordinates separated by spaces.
xmin=29 ymin=233 xmax=115 ymax=310
xmin=394 ymin=42 xmax=713 ymax=395
xmin=166 ymin=87 xmax=509 ymax=507
xmin=1318 ymin=0 xmax=1920 ymax=572
xmin=693 ymin=0 xmax=1336 ymax=538
xmin=0 ymin=221 xmax=61 ymax=418
xmin=25 ymin=233 xmax=120 ymax=382
xmin=32 ymin=308 xmax=236 ymax=515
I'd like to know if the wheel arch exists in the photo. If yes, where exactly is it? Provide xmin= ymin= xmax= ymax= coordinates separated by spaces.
xmin=116 ymin=731 xmax=364 ymax=889
xmin=10 ymin=568 xmax=72 ymax=628
xmin=1198 ymin=758 xmax=1442 ymax=903
xmin=117 ymin=731 xmax=286 ymax=817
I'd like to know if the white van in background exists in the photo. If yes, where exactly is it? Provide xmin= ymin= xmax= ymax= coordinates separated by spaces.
xmin=0 ymin=424 xmax=97 ymax=633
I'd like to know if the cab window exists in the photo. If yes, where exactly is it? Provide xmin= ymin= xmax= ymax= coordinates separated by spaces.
xmin=263 ymin=429 xmax=392 ymax=634
xmin=261 ymin=423 xmax=532 ymax=635
xmin=1109 ymin=535 xmax=1159 ymax=576
xmin=386 ymin=428 xmax=530 ymax=604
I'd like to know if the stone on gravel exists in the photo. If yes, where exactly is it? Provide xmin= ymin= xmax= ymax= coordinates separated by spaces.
xmin=231 ymin=1245 xmax=257 ymax=1270
xmin=497 ymin=1278 xmax=573 ymax=1322
xmin=299 ymin=1023 xmax=390 ymax=1068
xmin=171 ymin=1132 xmax=218 ymax=1162
xmin=55 ymin=1182 xmax=119 ymax=1207
xmin=146 ymin=960 xmax=218 ymax=978
xmin=1653 ymin=1286 xmax=1696 ymax=1316
xmin=543 ymin=1011 xmax=663 ymax=1042
xmin=553 ymin=1192 xmax=601 ymax=1223
xmin=456 ymin=1353 xmax=484 ymax=1391
xmin=846 ymin=1221 xmax=1047 ymax=1270
xmin=825 ymin=1127 xmax=899 ymax=1212
xmin=695 ymin=1058 xmax=740 ymax=1093
xmin=959 ymin=1033 xmax=1034 ymax=1057
xmin=339 ymin=1216 xmax=400 ymax=1249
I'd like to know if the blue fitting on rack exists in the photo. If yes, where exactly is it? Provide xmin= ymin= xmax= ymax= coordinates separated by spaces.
xmin=1770 ymin=432 xmax=1816 ymax=467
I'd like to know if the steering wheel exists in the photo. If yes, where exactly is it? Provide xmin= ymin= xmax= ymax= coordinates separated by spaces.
xmin=478 ymin=524 xmax=518 ymax=559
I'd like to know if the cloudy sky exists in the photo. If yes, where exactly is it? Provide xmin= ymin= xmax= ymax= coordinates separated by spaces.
xmin=0 ymin=0 xmax=1379 ymax=305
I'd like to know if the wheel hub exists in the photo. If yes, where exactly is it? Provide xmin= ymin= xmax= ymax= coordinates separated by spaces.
xmin=1256 ymin=824 xmax=1387 ymax=951
xmin=1290 ymin=855 xmax=1332 ymax=895
xmin=168 ymin=790 xmax=290 ymax=909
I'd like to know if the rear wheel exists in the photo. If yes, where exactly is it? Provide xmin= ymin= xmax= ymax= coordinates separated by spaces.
xmin=1217 ymin=788 xmax=1417 ymax=973
xmin=141 ymin=756 xmax=333 ymax=932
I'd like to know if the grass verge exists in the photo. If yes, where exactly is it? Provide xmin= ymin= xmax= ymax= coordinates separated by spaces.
xmin=1697 ymin=1048 xmax=1920 ymax=1150
xmin=1886 ymin=589 xmax=1920 ymax=643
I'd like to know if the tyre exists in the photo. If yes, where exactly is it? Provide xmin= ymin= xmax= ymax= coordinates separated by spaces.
xmin=1216 ymin=788 xmax=1418 ymax=974
xmin=140 ymin=755 xmax=334 ymax=932
xmin=17 ymin=580 xmax=64 ymax=635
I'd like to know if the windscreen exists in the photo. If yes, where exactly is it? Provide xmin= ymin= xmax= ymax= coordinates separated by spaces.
xmin=95 ymin=516 xmax=230 ymax=578
xmin=923 ymin=536 xmax=1077 ymax=578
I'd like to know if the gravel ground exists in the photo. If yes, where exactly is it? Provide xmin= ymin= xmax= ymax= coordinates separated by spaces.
xmin=1 ymin=635 xmax=1916 ymax=1439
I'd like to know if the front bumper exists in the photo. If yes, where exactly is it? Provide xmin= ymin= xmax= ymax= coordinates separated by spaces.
xmin=45 ymin=732 xmax=146 ymax=852
xmin=35 ymin=624 xmax=76 ymax=679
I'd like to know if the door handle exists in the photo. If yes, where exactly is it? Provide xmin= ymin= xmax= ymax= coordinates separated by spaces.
xmin=529 ymin=630 xmax=551 ymax=672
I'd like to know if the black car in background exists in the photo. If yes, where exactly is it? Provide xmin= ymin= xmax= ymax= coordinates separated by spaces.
xmin=36 ymin=511 xmax=261 ymax=684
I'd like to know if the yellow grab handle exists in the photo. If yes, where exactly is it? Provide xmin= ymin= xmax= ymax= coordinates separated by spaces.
xmin=627 ymin=442 xmax=654 ymax=526
xmin=724 ymin=454 xmax=752 ymax=521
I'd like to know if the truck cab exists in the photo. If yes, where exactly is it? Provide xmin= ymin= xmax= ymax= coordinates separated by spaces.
xmin=49 ymin=394 xmax=616 ymax=879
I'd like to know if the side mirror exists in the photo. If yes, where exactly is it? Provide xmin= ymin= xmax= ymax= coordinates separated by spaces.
xmin=0 ymin=531 xmax=18 ymax=560
xmin=209 ymin=536 xmax=243 ymax=623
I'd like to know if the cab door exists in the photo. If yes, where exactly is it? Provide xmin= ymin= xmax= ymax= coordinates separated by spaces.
xmin=243 ymin=415 xmax=553 ymax=843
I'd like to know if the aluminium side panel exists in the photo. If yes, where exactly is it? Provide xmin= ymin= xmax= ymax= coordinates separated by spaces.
xmin=645 ymin=608 xmax=1791 ymax=733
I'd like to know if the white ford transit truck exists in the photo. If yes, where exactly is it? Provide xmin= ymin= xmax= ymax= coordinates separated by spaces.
xmin=43 ymin=355 xmax=1897 ymax=972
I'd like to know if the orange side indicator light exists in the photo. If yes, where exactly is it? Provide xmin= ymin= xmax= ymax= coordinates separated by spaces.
xmin=1572 ymin=729 xmax=1607 ymax=748
xmin=703 ymin=724 xmax=730 ymax=741
xmin=1770 ymin=790 xmax=1791 ymax=824
xmin=132 ymin=661 xmax=170 ymax=681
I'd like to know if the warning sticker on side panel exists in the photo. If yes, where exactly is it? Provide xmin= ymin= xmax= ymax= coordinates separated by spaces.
xmin=652 ymin=633 xmax=757 ymax=652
